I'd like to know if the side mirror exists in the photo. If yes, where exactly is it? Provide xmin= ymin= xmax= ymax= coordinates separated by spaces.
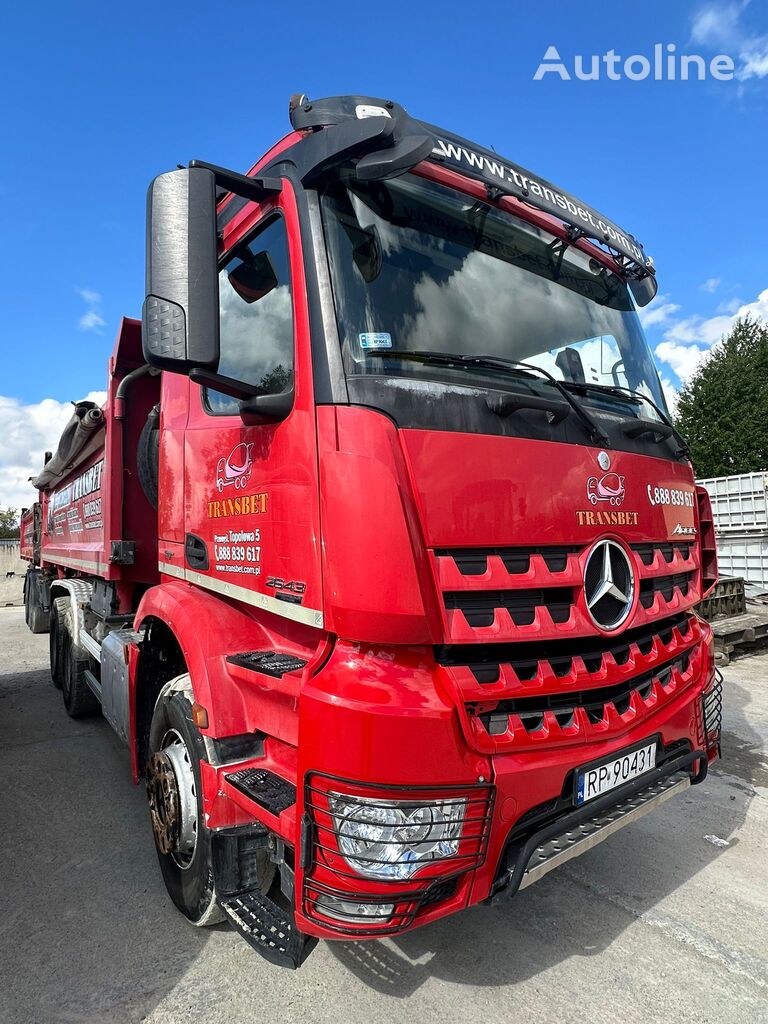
xmin=630 ymin=273 xmax=658 ymax=308
xmin=228 ymin=251 xmax=278 ymax=303
xmin=142 ymin=167 xmax=220 ymax=372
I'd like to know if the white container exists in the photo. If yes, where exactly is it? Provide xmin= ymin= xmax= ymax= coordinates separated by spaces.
xmin=696 ymin=472 xmax=768 ymax=534
xmin=715 ymin=532 xmax=768 ymax=590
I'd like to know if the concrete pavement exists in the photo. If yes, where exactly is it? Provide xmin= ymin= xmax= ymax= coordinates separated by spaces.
xmin=1 ymin=605 xmax=766 ymax=1024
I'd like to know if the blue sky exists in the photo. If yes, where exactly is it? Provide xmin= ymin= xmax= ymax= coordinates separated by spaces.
xmin=1 ymin=0 xmax=766 ymax=506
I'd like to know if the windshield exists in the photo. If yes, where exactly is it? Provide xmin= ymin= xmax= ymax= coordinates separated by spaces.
xmin=320 ymin=173 xmax=667 ymax=413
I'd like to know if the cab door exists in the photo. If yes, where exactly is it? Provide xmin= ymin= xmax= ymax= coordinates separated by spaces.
xmin=182 ymin=187 xmax=324 ymax=631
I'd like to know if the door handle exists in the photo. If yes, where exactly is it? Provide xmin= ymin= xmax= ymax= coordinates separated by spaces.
xmin=185 ymin=533 xmax=209 ymax=571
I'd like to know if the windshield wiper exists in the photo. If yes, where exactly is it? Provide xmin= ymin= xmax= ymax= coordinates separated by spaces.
xmin=560 ymin=380 xmax=690 ymax=457
xmin=372 ymin=349 xmax=611 ymax=446
xmin=467 ymin=354 xmax=611 ymax=446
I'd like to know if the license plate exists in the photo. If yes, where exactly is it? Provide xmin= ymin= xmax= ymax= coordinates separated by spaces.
xmin=575 ymin=741 xmax=657 ymax=806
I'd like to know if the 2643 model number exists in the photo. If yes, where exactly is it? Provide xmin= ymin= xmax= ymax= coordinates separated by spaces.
xmin=647 ymin=486 xmax=694 ymax=508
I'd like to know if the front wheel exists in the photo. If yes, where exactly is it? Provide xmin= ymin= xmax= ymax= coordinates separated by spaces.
xmin=146 ymin=682 xmax=276 ymax=926
xmin=146 ymin=681 xmax=224 ymax=926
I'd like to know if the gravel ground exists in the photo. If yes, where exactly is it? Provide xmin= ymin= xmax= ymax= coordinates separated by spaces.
xmin=1 ymin=605 xmax=766 ymax=1024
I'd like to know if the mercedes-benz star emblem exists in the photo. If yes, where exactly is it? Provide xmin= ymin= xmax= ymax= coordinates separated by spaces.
xmin=584 ymin=539 xmax=634 ymax=630
xmin=597 ymin=451 xmax=611 ymax=470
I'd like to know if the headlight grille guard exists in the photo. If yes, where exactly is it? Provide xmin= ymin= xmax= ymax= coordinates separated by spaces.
xmin=302 ymin=773 xmax=494 ymax=933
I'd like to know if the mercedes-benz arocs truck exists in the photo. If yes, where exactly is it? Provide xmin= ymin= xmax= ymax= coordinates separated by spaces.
xmin=22 ymin=94 xmax=721 ymax=967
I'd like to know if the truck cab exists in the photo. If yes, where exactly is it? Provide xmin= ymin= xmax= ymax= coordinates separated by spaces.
xmin=24 ymin=94 xmax=721 ymax=967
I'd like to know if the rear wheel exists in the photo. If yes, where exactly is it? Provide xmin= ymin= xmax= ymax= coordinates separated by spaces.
xmin=146 ymin=680 xmax=274 ymax=926
xmin=49 ymin=596 xmax=69 ymax=689
xmin=61 ymin=609 xmax=99 ymax=718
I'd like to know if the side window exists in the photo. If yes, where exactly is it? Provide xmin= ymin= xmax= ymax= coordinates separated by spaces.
xmin=205 ymin=215 xmax=294 ymax=415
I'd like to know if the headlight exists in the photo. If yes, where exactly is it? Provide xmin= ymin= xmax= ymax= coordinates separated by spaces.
xmin=328 ymin=794 xmax=466 ymax=880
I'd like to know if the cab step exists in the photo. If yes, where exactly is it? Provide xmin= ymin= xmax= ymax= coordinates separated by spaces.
xmin=225 ymin=767 xmax=296 ymax=816
xmin=219 ymin=889 xmax=316 ymax=968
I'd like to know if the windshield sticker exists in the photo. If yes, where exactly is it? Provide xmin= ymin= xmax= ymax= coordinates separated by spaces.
xmin=359 ymin=332 xmax=393 ymax=350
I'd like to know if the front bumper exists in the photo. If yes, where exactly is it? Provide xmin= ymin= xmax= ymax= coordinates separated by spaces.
xmin=293 ymin=637 xmax=720 ymax=941
xmin=489 ymin=745 xmax=707 ymax=902
xmin=203 ymin=636 xmax=720 ymax=953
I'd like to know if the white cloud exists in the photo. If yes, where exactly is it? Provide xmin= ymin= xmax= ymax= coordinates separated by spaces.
xmin=79 ymin=310 xmax=106 ymax=331
xmin=699 ymin=277 xmax=721 ymax=293
xmin=663 ymin=312 xmax=735 ymax=347
xmin=655 ymin=340 xmax=709 ymax=381
xmin=77 ymin=286 xmax=106 ymax=333
xmin=716 ymin=296 xmax=742 ymax=314
xmin=637 ymin=293 xmax=681 ymax=328
xmin=0 ymin=392 xmax=107 ymax=511
xmin=691 ymin=2 xmax=744 ymax=48
xmin=691 ymin=1 xmax=768 ymax=80
xmin=653 ymin=285 xmax=768 ymax=384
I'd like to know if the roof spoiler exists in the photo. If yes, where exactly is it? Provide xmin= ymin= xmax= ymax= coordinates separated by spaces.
xmin=286 ymin=94 xmax=657 ymax=301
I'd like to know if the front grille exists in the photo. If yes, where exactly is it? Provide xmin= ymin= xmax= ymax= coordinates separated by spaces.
xmin=478 ymin=650 xmax=691 ymax=736
xmin=639 ymin=571 xmax=694 ymax=608
xmin=433 ymin=541 xmax=700 ymax=643
xmin=632 ymin=542 xmax=691 ymax=565
xmin=443 ymin=587 xmax=572 ymax=628
xmin=438 ymin=545 xmax=579 ymax=576
xmin=437 ymin=612 xmax=708 ymax=753
xmin=436 ymin=612 xmax=694 ymax=685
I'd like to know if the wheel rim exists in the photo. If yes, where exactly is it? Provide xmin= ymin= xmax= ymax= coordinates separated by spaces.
xmin=146 ymin=728 xmax=198 ymax=869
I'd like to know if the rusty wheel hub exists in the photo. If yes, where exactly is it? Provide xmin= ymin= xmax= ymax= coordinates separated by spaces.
xmin=146 ymin=728 xmax=199 ymax=867
xmin=147 ymin=751 xmax=181 ymax=855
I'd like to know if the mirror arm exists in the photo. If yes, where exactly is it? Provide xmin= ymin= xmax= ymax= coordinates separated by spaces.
xmin=189 ymin=160 xmax=282 ymax=202
xmin=189 ymin=368 xmax=260 ymax=401
xmin=240 ymin=388 xmax=294 ymax=425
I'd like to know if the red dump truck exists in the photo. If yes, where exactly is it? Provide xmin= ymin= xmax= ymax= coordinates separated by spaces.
xmin=22 ymin=94 xmax=722 ymax=967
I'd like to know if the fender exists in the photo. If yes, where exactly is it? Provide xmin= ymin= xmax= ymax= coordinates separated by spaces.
xmin=133 ymin=580 xmax=318 ymax=746
xmin=49 ymin=577 xmax=94 ymax=650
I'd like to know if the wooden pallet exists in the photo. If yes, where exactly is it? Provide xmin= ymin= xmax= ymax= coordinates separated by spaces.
xmin=710 ymin=607 xmax=768 ymax=664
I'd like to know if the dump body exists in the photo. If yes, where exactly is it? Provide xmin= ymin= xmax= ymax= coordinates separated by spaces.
xmin=22 ymin=94 xmax=721 ymax=967
xmin=35 ymin=320 xmax=159 ymax=592
xmin=19 ymin=507 xmax=35 ymax=562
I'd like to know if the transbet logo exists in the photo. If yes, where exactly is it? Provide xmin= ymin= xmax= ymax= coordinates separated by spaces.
xmin=207 ymin=442 xmax=267 ymax=519
xmin=577 ymin=466 xmax=639 ymax=527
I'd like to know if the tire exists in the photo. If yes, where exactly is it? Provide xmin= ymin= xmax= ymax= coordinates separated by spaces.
xmin=146 ymin=682 xmax=224 ymax=926
xmin=61 ymin=609 xmax=99 ymax=718
xmin=137 ymin=404 xmax=160 ymax=510
xmin=49 ymin=596 xmax=69 ymax=689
